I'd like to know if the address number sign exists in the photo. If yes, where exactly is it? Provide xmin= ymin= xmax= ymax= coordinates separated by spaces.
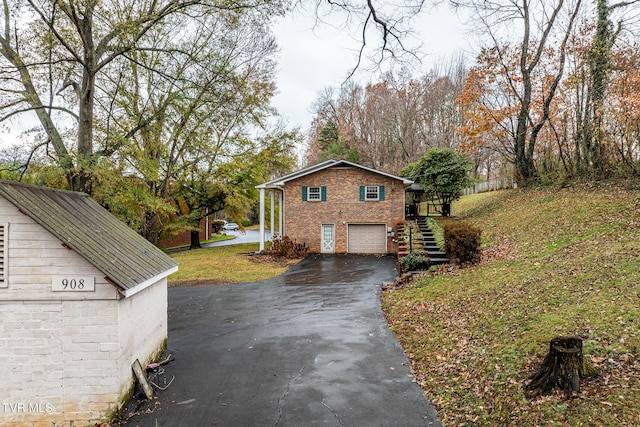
xmin=52 ymin=276 xmax=95 ymax=292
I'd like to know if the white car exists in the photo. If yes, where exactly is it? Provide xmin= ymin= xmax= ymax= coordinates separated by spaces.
xmin=224 ymin=222 xmax=239 ymax=231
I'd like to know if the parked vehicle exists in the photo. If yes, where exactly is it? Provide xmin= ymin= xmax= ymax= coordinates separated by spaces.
xmin=212 ymin=220 xmax=227 ymax=234
xmin=224 ymin=222 xmax=239 ymax=231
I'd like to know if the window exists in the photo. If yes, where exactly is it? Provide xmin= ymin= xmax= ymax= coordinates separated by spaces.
xmin=308 ymin=186 xmax=322 ymax=201
xmin=302 ymin=186 xmax=326 ymax=202
xmin=359 ymin=186 xmax=385 ymax=201
xmin=0 ymin=223 xmax=7 ymax=288
xmin=365 ymin=186 xmax=379 ymax=201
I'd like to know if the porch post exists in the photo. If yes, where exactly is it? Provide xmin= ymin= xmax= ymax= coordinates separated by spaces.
xmin=259 ymin=187 xmax=265 ymax=252
xmin=278 ymin=191 xmax=283 ymax=235
xmin=270 ymin=191 xmax=275 ymax=239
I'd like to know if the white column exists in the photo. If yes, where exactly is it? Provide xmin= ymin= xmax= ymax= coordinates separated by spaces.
xmin=259 ymin=187 xmax=265 ymax=252
xmin=278 ymin=191 xmax=283 ymax=235
xmin=270 ymin=191 xmax=275 ymax=239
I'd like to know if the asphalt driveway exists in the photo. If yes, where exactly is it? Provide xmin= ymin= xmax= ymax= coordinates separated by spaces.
xmin=122 ymin=254 xmax=441 ymax=426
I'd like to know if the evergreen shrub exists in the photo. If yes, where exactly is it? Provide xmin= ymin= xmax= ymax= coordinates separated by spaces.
xmin=399 ymin=250 xmax=431 ymax=273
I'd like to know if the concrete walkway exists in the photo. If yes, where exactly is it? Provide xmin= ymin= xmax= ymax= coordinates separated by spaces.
xmin=202 ymin=229 xmax=261 ymax=247
xmin=121 ymin=254 xmax=441 ymax=426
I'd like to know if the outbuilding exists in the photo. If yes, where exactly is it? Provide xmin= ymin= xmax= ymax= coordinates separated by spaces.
xmin=0 ymin=180 xmax=178 ymax=426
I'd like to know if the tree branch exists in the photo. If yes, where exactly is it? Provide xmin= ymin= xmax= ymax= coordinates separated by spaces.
xmin=0 ymin=105 xmax=79 ymax=122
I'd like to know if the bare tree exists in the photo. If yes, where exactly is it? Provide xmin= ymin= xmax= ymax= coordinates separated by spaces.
xmin=457 ymin=0 xmax=583 ymax=184
xmin=306 ymin=61 xmax=467 ymax=174
xmin=300 ymin=0 xmax=429 ymax=76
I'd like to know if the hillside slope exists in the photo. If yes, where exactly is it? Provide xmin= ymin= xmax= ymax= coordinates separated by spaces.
xmin=382 ymin=185 xmax=640 ymax=426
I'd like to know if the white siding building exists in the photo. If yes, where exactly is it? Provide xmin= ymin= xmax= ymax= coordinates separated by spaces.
xmin=0 ymin=180 xmax=178 ymax=426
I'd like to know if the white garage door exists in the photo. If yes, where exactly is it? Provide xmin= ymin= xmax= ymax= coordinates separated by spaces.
xmin=347 ymin=224 xmax=387 ymax=253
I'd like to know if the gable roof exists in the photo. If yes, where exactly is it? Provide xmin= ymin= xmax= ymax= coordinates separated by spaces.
xmin=0 ymin=180 xmax=177 ymax=297
xmin=256 ymin=160 xmax=413 ymax=189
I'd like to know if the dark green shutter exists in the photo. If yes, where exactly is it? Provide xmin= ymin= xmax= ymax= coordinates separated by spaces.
xmin=359 ymin=186 xmax=365 ymax=201
xmin=321 ymin=186 xmax=327 ymax=201
xmin=379 ymin=185 xmax=385 ymax=201
xmin=302 ymin=186 xmax=307 ymax=201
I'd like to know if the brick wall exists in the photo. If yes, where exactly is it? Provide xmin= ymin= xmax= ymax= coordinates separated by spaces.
xmin=116 ymin=280 xmax=168 ymax=399
xmin=0 ymin=300 xmax=117 ymax=426
xmin=283 ymin=167 xmax=405 ymax=253
xmin=0 ymin=301 xmax=65 ymax=426
xmin=0 ymin=279 xmax=167 ymax=427
xmin=159 ymin=217 xmax=210 ymax=249
xmin=0 ymin=281 xmax=167 ymax=427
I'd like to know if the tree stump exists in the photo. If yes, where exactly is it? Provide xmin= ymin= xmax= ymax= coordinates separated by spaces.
xmin=525 ymin=336 xmax=596 ymax=398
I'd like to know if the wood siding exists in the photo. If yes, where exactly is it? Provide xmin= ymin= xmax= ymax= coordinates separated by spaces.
xmin=0 ymin=197 xmax=118 ymax=301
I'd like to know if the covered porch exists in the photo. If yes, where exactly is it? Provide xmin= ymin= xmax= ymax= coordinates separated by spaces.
xmin=256 ymin=186 xmax=284 ymax=252
xmin=405 ymin=182 xmax=452 ymax=217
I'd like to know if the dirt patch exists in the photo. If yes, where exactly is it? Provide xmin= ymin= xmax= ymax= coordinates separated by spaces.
xmin=245 ymin=252 xmax=302 ymax=268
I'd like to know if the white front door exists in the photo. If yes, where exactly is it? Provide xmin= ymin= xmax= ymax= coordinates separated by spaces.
xmin=321 ymin=224 xmax=335 ymax=253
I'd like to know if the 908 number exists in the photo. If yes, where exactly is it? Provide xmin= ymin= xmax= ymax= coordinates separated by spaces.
xmin=61 ymin=278 xmax=85 ymax=290
xmin=52 ymin=276 xmax=95 ymax=292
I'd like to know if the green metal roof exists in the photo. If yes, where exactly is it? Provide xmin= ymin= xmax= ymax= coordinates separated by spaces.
xmin=0 ymin=180 xmax=177 ymax=294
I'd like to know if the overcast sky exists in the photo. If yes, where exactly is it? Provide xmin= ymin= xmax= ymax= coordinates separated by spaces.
xmin=271 ymin=5 xmax=472 ymax=132
xmin=0 ymin=6 xmax=471 ymax=148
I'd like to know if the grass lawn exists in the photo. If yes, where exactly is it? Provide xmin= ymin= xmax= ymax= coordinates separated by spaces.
xmin=168 ymin=242 xmax=300 ymax=286
xmin=382 ymin=184 xmax=640 ymax=426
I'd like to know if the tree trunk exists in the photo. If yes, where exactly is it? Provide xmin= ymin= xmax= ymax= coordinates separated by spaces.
xmin=583 ymin=0 xmax=620 ymax=178
xmin=78 ymin=79 xmax=95 ymax=159
xmin=526 ymin=336 xmax=597 ymax=398
xmin=73 ymin=64 xmax=97 ymax=193
xmin=189 ymin=230 xmax=202 ymax=250
xmin=141 ymin=209 xmax=163 ymax=247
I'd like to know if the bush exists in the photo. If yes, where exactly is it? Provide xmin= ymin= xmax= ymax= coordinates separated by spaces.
xmin=444 ymin=222 xmax=482 ymax=265
xmin=399 ymin=250 xmax=431 ymax=273
xmin=266 ymin=235 xmax=309 ymax=259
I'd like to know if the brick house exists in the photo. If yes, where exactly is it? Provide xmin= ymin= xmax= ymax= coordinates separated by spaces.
xmin=256 ymin=160 xmax=413 ymax=254
xmin=0 ymin=180 xmax=178 ymax=426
